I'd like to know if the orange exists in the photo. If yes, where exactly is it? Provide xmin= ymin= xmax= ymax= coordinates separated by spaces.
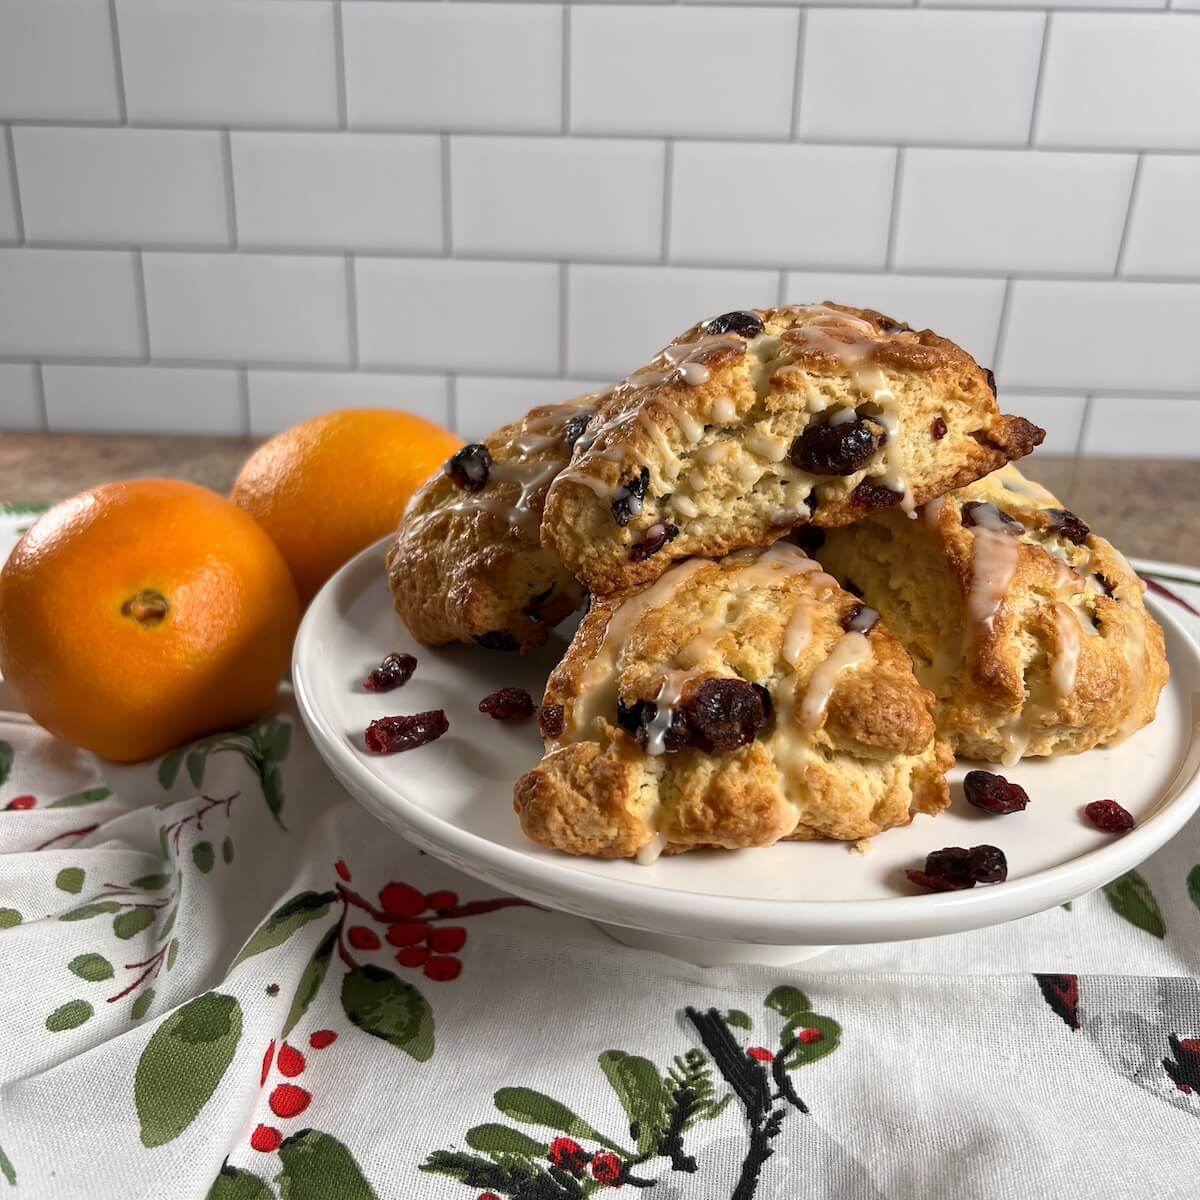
xmin=231 ymin=408 xmax=462 ymax=605
xmin=0 ymin=479 xmax=300 ymax=763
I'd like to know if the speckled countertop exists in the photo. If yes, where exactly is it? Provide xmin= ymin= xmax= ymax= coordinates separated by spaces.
xmin=2 ymin=432 xmax=1198 ymax=568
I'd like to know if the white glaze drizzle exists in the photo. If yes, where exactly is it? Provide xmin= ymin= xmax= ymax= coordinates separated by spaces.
xmin=782 ymin=597 xmax=816 ymax=667
xmin=711 ymin=395 xmax=738 ymax=423
xmin=672 ymin=495 xmax=700 ymax=518
xmin=965 ymin=505 xmax=1022 ymax=633
xmin=844 ymin=604 xmax=880 ymax=634
xmin=635 ymin=832 xmax=669 ymax=866
xmin=798 ymin=632 xmax=873 ymax=731
xmin=1051 ymin=602 xmax=1081 ymax=696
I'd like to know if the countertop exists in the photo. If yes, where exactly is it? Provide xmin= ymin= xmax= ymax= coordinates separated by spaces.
xmin=1 ymin=431 xmax=1197 ymax=568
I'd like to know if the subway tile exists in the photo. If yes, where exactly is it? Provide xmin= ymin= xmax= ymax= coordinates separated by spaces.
xmin=0 ymin=139 xmax=17 ymax=242
xmin=14 ymin=128 xmax=229 ymax=247
xmin=344 ymin=3 xmax=561 ymax=132
xmin=570 ymin=7 xmax=798 ymax=138
xmin=783 ymin=273 xmax=1005 ymax=367
xmin=0 ymin=249 xmax=141 ymax=358
xmin=0 ymin=364 xmax=43 ymax=430
xmin=42 ymin=365 xmax=242 ymax=434
xmin=247 ymin=371 xmax=449 ymax=436
xmin=356 ymin=258 xmax=559 ymax=373
xmin=0 ymin=0 xmax=120 ymax=121
xmin=1036 ymin=15 xmax=1200 ymax=150
xmin=452 ymin=138 xmax=663 ymax=261
xmin=799 ymin=11 xmax=1043 ymax=146
xmin=896 ymin=150 xmax=1136 ymax=274
xmin=143 ymin=253 xmax=350 ymax=365
xmin=671 ymin=143 xmax=894 ymax=269
xmin=117 ymin=0 xmax=338 ymax=128
xmin=1121 ymin=156 xmax=1200 ymax=277
xmin=455 ymin=375 xmax=612 ymax=440
xmin=1084 ymin=396 xmax=1200 ymax=458
xmin=999 ymin=281 xmax=1200 ymax=392
xmin=232 ymin=134 xmax=442 ymax=252
xmin=993 ymin=392 xmax=1086 ymax=456
xmin=567 ymin=264 xmax=777 ymax=378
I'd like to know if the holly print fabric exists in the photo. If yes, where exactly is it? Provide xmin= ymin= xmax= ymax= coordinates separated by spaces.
xmin=3 ymin=520 xmax=1200 ymax=1197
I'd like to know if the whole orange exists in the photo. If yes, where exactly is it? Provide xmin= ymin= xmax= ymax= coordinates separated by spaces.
xmin=231 ymin=409 xmax=462 ymax=605
xmin=0 ymin=479 xmax=300 ymax=763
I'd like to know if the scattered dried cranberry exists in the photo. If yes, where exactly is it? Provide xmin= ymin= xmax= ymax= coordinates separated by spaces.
xmin=963 ymin=769 xmax=1029 ymax=815
xmin=630 ymin=523 xmax=679 ymax=562
xmin=539 ymin=703 xmax=564 ymax=738
xmin=444 ymin=443 xmax=492 ymax=492
xmin=850 ymin=480 xmax=902 ymax=511
xmin=907 ymin=844 xmax=1008 ymax=891
xmin=962 ymin=500 xmax=1024 ymax=535
xmin=562 ymin=411 xmax=592 ymax=450
xmin=1084 ymin=799 xmax=1135 ymax=833
xmin=364 ymin=711 xmax=448 ymax=754
xmin=704 ymin=310 xmax=764 ymax=338
xmin=363 ymin=652 xmax=416 ymax=692
xmin=793 ymin=525 xmax=825 ymax=554
xmin=931 ymin=415 xmax=948 ymax=440
xmin=983 ymin=368 xmax=997 ymax=395
xmin=479 ymin=687 xmax=535 ymax=720
xmin=1045 ymin=507 xmax=1090 ymax=545
xmin=475 ymin=630 xmax=519 ymax=652
xmin=841 ymin=603 xmax=879 ymax=634
xmin=611 ymin=467 xmax=650 ymax=527
xmin=685 ymin=679 xmax=771 ymax=753
xmin=636 ymin=705 xmax=691 ymax=754
xmin=905 ymin=869 xmax=973 ymax=893
xmin=965 ymin=844 xmax=1008 ymax=883
xmin=789 ymin=416 xmax=883 ymax=476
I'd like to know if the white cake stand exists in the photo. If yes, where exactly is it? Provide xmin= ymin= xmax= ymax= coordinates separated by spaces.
xmin=293 ymin=538 xmax=1200 ymax=967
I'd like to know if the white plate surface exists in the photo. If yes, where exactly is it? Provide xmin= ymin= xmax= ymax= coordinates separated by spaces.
xmin=294 ymin=538 xmax=1200 ymax=946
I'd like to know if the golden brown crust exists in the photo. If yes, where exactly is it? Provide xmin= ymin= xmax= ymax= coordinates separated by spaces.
xmin=816 ymin=463 xmax=1169 ymax=762
xmin=541 ymin=303 xmax=1044 ymax=595
xmin=513 ymin=543 xmax=950 ymax=859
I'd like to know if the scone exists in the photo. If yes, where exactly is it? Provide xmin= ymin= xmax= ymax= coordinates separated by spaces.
xmin=540 ymin=303 xmax=1044 ymax=595
xmin=387 ymin=393 xmax=604 ymax=652
xmin=815 ymin=464 xmax=1169 ymax=763
xmin=513 ymin=542 xmax=951 ymax=860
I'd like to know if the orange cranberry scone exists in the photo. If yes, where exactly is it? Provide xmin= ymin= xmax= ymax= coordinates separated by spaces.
xmin=539 ymin=304 xmax=1044 ymax=595
xmin=815 ymin=464 xmax=1168 ymax=764
xmin=513 ymin=542 xmax=951 ymax=860
xmin=387 ymin=393 xmax=603 ymax=652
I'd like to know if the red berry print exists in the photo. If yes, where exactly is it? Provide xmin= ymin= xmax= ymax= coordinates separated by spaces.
xmin=276 ymin=1043 xmax=306 ymax=1078
xmin=260 ymin=1040 xmax=276 ymax=1086
xmin=379 ymin=882 xmax=426 ymax=918
xmin=427 ymin=926 xmax=467 ymax=954
xmin=347 ymin=925 xmax=381 ymax=951
xmin=269 ymin=1084 xmax=312 ymax=1119
xmin=426 ymin=889 xmax=458 ymax=911
xmin=250 ymin=1124 xmax=282 ymax=1153
xmin=479 ymin=1194 xmax=502 ymax=1200
xmin=747 ymin=1046 xmax=774 ymax=1062
xmin=386 ymin=920 xmax=430 ymax=947
xmin=424 ymin=955 xmax=462 ymax=982
xmin=335 ymin=859 xmax=351 ymax=882
xmin=797 ymin=1028 xmax=824 ymax=1045
xmin=309 ymin=1030 xmax=337 ymax=1050
xmin=590 ymin=1151 xmax=623 ymax=1186
xmin=548 ymin=1137 xmax=589 ymax=1174
xmin=397 ymin=945 xmax=430 ymax=968
xmin=4 ymin=795 xmax=35 ymax=811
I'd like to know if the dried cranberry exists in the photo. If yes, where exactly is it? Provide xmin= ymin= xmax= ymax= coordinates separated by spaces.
xmin=983 ymin=368 xmax=997 ymax=396
xmin=789 ymin=417 xmax=883 ymax=476
xmin=616 ymin=698 xmax=650 ymax=737
xmin=966 ymin=844 xmax=1008 ymax=883
xmin=908 ymin=844 xmax=1008 ymax=891
xmin=630 ymin=523 xmax=679 ymax=562
xmin=704 ymin=310 xmax=764 ymax=338
xmin=479 ymin=687 xmax=535 ymax=720
xmin=962 ymin=501 xmax=1024 ymax=535
xmin=841 ymin=603 xmax=879 ymax=634
xmin=905 ymin=869 xmax=973 ymax=893
xmin=924 ymin=846 xmax=975 ymax=887
xmin=364 ymin=711 xmax=448 ymax=754
xmin=611 ymin=467 xmax=650 ymax=527
xmin=634 ymin=705 xmax=690 ymax=755
xmin=1084 ymin=799 xmax=1134 ymax=833
xmin=539 ymin=703 xmax=564 ymax=738
xmin=850 ymin=480 xmax=902 ymax=511
xmin=474 ymin=630 xmax=519 ymax=652
xmin=793 ymin=525 xmax=825 ymax=554
xmin=562 ymin=411 xmax=592 ymax=450
xmin=931 ymin=415 xmax=948 ymax=440
xmin=363 ymin=652 xmax=416 ymax=692
xmin=1045 ymin=508 xmax=1090 ymax=545
xmin=444 ymin=443 xmax=492 ymax=492
xmin=684 ymin=678 xmax=770 ymax=753
xmin=963 ymin=770 xmax=1029 ymax=815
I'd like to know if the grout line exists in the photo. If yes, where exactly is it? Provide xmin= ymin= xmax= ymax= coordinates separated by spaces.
xmin=776 ymin=269 xmax=788 ymax=306
xmin=789 ymin=9 xmax=806 ymax=140
xmin=332 ymin=1 xmax=349 ymax=130
xmin=561 ymin=4 xmax=571 ymax=136
xmin=34 ymin=362 xmax=48 ymax=430
xmin=4 ymin=126 xmax=25 ymax=243
xmin=1075 ymin=393 xmax=1096 ymax=457
xmin=440 ymin=134 xmax=453 ymax=256
xmin=558 ymin=262 xmax=570 ymax=375
xmin=238 ymin=367 xmax=250 ymax=436
xmin=107 ymin=0 xmax=128 ymax=124
xmin=885 ymin=147 xmax=905 ymax=269
xmin=221 ymin=130 xmax=238 ymax=249
xmin=132 ymin=251 xmax=151 ymax=362
xmin=660 ymin=140 xmax=674 ymax=262
xmin=446 ymin=374 xmax=458 ymax=434
xmin=1026 ymin=12 xmax=1052 ymax=147
xmin=345 ymin=255 xmax=359 ymax=368
xmin=991 ymin=277 xmax=1015 ymax=374
xmin=1114 ymin=153 xmax=1145 ymax=276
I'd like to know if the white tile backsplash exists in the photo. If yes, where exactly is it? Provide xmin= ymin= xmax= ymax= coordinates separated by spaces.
xmin=798 ymin=11 xmax=1044 ymax=146
xmin=1036 ymin=15 xmax=1200 ymax=151
xmin=451 ymin=137 xmax=663 ymax=261
xmin=247 ymin=370 xmax=450 ymax=436
xmin=143 ymin=253 xmax=350 ymax=365
xmin=343 ymin=3 xmax=561 ymax=133
xmin=0 ymin=364 xmax=43 ymax=430
xmin=1121 ymin=157 xmax=1200 ymax=278
xmin=232 ymin=134 xmax=442 ymax=253
xmin=0 ymin=138 xmax=18 ymax=243
xmin=896 ymin=150 xmax=1136 ymax=274
xmin=570 ymin=7 xmax=798 ymax=139
xmin=671 ymin=143 xmax=895 ymax=269
xmin=455 ymin=375 xmax=612 ymax=440
xmin=14 ymin=128 xmax=229 ymax=247
xmin=43 ymin=365 xmax=242 ymax=434
xmin=356 ymin=258 xmax=560 ymax=374
xmin=1083 ymin=396 xmax=1200 ymax=458
xmin=994 ymin=391 xmax=1087 ymax=455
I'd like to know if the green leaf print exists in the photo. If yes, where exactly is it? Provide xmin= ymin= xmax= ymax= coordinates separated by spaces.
xmin=157 ymin=907 xmax=178 ymax=942
xmin=275 ymin=1130 xmax=378 ymax=1200
xmin=134 ymin=992 xmax=243 ymax=1147
xmin=46 ymin=1000 xmax=93 ymax=1032
xmin=50 ymin=787 xmax=111 ymax=808
xmin=1102 ymin=871 xmax=1165 ymax=938
xmin=158 ymin=746 xmax=187 ymax=791
xmin=493 ymin=1087 xmax=622 ymax=1152
xmin=132 ymin=873 xmax=170 ymax=890
xmin=725 ymin=1009 xmax=752 ymax=1030
xmin=68 ymin=953 xmax=114 ymax=982
xmin=206 ymin=1163 xmax=276 ymax=1200
xmin=222 ymin=836 xmax=234 ymax=865
xmin=0 ymin=1142 xmax=15 ymax=1186
xmin=193 ymin=841 xmax=215 ymax=873
xmin=0 ymin=741 xmax=12 ymax=788
xmin=340 ymin=965 xmax=434 ymax=1062
xmin=132 ymin=990 xmax=156 ymax=1020
xmin=781 ymin=1013 xmax=843 ymax=1068
xmin=55 ymin=867 xmax=85 ymax=894
xmin=764 ymin=986 xmax=811 ymax=1019
xmin=282 ymin=926 xmax=336 ymax=1038
xmin=167 ymin=939 xmax=179 ymax=970
xmin=0 ymin=909 xmax=22 ymax=930
xmin=60 ymin=901 xmax=122 ymax=921
xmin=597 ymin=1050 xmax=671 ymax=1154
xmin=420 ymin=1151 xmax=535 ymax=1192
xmin=463 ymin=1124 xmax=549 ymax=1156
xmin=114 ymin=908 xmax=156 ymax=939
xmin=174 ymin=720 xmax=293 ymax=828
xmin=232 ymin=891 xmax=336 ymax=967
xmin=1187 ymin=865 xmax=1200 ymax=911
